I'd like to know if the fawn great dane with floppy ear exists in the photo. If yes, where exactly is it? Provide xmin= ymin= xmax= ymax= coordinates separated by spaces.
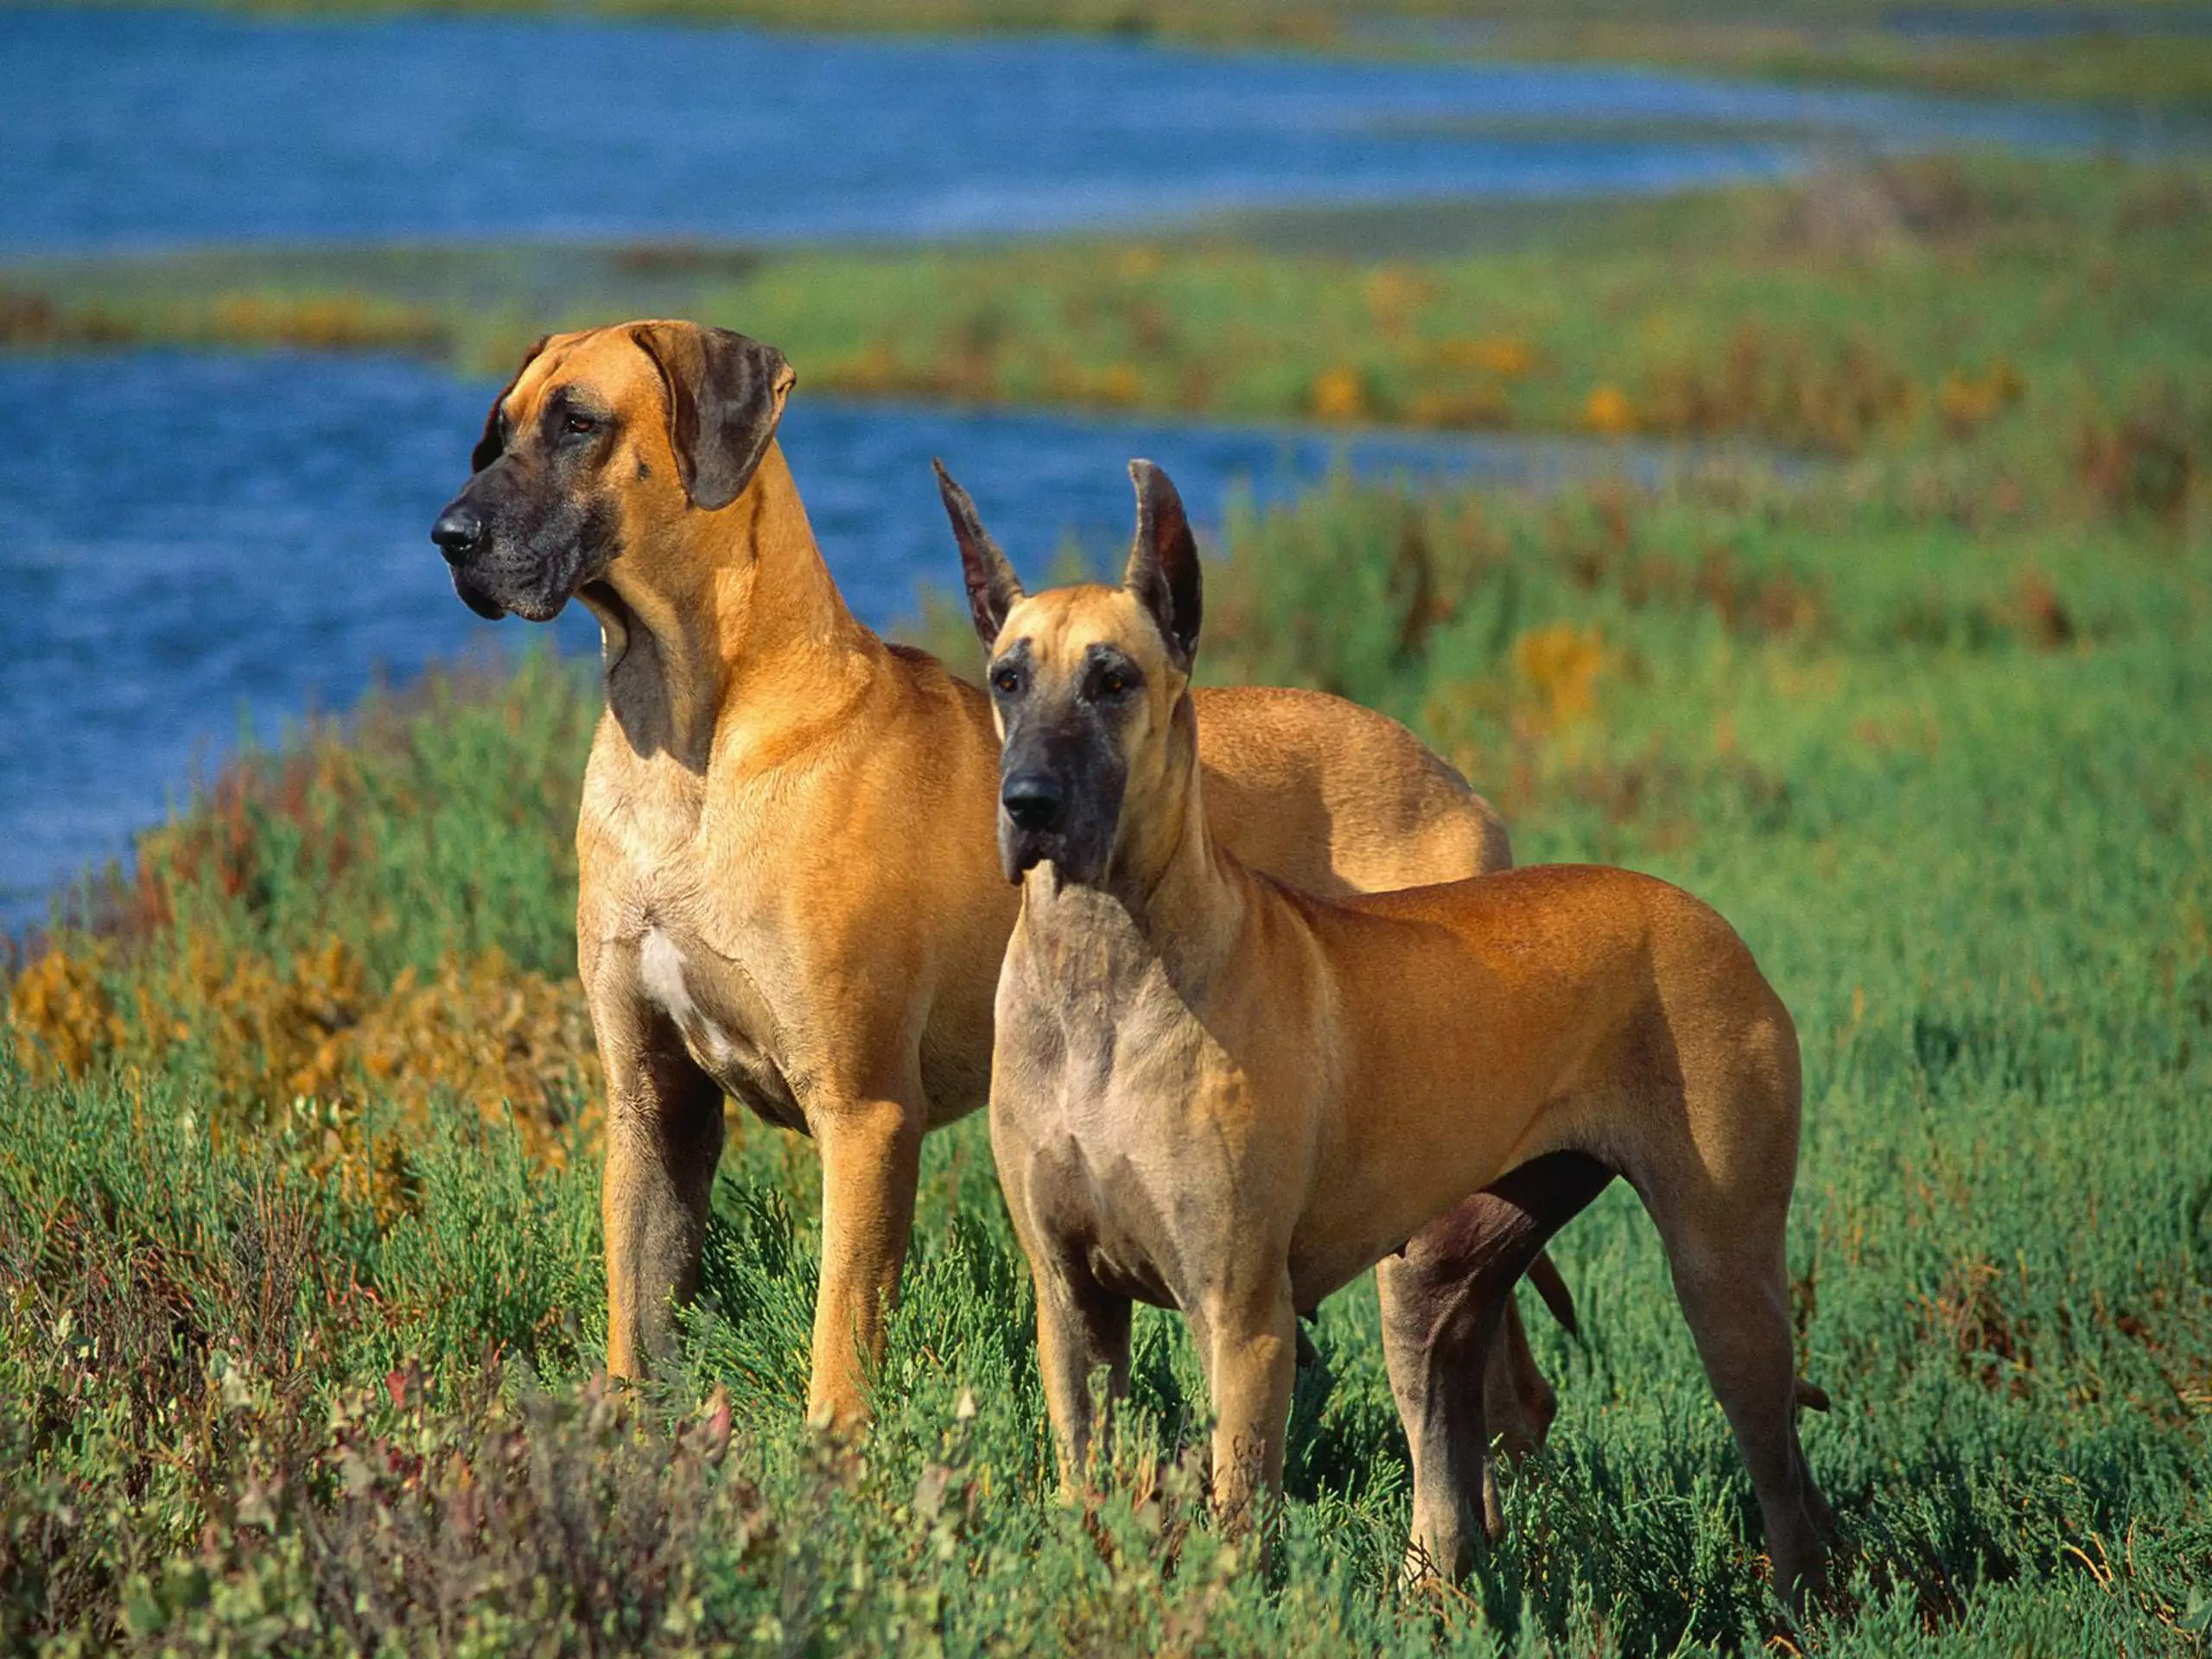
xmin=965 ymin=459 xmax=1834 ymax=1608
xmin=429 ymin=320 xmax=1578 ymax=1453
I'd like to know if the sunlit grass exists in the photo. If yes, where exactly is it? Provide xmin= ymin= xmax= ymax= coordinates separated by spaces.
xmin=3 ymin=150 xmax=2210 ymax=1653
xmin=9 ymin=156 xmax=2207 ymax=469
xmin=8 ymin=429 xmax=2209 ymax=1648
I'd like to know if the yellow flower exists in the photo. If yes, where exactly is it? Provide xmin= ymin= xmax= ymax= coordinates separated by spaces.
xmin=1440 ymin=336 xmax=1532 ymax=378
xmin=1512 ymin=622 xmax=1606 ymax=732
xmin=1936 ymin=360 xmax=2024 ymax=435
xmin=1584 ymin=385 xmax=1637 ymax=435
xmin=6 ymin=943 xmax=124 ymax=1079
xmin=1116 ymin=245 xmax=1163 ymax=281
xmin=1096 ymin=362 xmax=1142 ymax=403
xmin=1363 ymin=266 xmax=1428 ymax=327
xmin=1311 ymin=366 xmax=1365 ymax=420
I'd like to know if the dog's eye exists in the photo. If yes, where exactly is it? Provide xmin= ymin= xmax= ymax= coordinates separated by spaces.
xmin=564 ymin=413 xmax=599 ymax=436
xmin=992 ymin=668 xmax=1020 ymax=696
xmin=1099 ymin=671 xmax=1128 ymax=696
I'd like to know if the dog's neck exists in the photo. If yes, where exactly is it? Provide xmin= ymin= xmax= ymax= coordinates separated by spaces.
xmin=581 ymin=444 xmax=879 ymax=772
xmin=1017 ymin=698 xmax=1250 ymax=1000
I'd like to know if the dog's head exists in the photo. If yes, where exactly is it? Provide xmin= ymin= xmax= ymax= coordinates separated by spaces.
xmin=429 ymin=320 xmax=795 ymax=621
xmin=936 ymin=457 xmax=1202 ymax=887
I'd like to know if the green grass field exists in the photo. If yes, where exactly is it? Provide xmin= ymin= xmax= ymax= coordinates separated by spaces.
xmin=9 ymin=156 xmax=2208 ymax=465
xmin=3 ymin=156 xmax=2210 ymax=1652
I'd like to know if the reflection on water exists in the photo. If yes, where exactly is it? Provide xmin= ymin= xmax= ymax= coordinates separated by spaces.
xmin=0 ymin=348 xmax=1694 ymax=923
xmin=0 ymin=9 xmax=2132 ymax=254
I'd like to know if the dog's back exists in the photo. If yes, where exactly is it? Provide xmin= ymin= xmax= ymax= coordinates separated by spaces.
xmin=1327 ymin=863 xmax=1796 ymax=1104
xmin=1195 ymin=685 xmax=1510 ymax=894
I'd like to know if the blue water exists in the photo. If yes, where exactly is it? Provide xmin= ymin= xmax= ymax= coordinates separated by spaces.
xmin=0 ymin=10 xmax=2130 ymax=254
xmin=0 ymin=10 xmax=2141 ymax=922
xmin=0 ymin=349 xmax=1693 ymax=924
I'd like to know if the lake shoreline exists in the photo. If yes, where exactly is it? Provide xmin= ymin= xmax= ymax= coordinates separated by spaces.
xmin=5 ymin=152 xmax=2201 ymax=453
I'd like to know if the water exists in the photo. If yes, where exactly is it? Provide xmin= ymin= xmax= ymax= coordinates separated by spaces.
xmin=0 ymin=11 xmax=2135 ymax=921
xmin=0 ymin=348 xmax=1692 ymax=925
xmin=0 ymin=10 xmax=2130 ymax=255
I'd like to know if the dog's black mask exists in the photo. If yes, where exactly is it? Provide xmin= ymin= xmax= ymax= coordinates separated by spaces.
xmin=429 ymin=324 xmax=792 ymax=623
xmin=990 ymin=638 xmax=1139 ymax=888
xmin=430 ymin=336 xmax=618 ymax=623
xmin=440 ymin=456 xmax=624 ymax=626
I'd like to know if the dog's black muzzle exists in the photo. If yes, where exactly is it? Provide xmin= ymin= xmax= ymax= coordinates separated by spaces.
xmin=996 ymin=724 xmax=1122 ymax=887
xmin=431 ymin=502 xmax=486 ymax=563
xmin=1001 ymin=769 xmax=1066 ymax=835
xmin=429 ymin=463 xmax=610 ymax=625
xmin=431 ymin=499 xmax=505 ymax=619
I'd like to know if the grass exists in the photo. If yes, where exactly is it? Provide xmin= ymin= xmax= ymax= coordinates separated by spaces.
xmin=4 ymin=156 xmax=2212 ymax=1651
xmin=7 ymin=156 xmax=2209 ymax=466
xmin=24 ymin=0 xmax=2212 ymax=108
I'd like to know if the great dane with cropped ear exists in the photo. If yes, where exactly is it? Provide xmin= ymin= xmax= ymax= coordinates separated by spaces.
xmin=969 ymin=459 xmax=1834 ymax=1609
xmin=429 ymin=319 xmax=1578 ymax=1449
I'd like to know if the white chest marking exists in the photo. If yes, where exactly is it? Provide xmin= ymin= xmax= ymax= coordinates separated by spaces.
xmin=639 ymin=928 xmax=735 ymax=1064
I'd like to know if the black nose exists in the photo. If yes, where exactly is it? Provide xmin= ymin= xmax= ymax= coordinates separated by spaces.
xmin=1001 ymin=771 xmax=1065 ymax=833
xmin=431 ymin=504 xmax=485 ymax=563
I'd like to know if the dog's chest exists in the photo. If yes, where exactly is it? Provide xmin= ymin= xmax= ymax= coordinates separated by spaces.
xmin=1000 ymin=958 xmax=1229 ymax=1309
xmin=636 ymin=926 xmax=803 ymax=1130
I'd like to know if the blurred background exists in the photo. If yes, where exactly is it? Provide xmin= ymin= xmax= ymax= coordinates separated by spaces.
xmin=1 ymin=2 xmax=2200 ymax=923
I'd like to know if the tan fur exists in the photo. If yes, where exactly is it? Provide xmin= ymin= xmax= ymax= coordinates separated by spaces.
xmin=479 ymin=324 xmax=1556 ymax=1444
xmin=985 ymin=561 xmax=1831 ymax=1608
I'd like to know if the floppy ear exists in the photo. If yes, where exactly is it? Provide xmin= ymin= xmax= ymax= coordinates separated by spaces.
xmin=630 ymin=322 xmax=797 ymax=511
xmin=1122 ymin=459 xmax=1202 ymax=671
xmin=934 ymin=459 xmax=1026 ymax=648
xmin=471 ymin=334 xmax=549 ymax=473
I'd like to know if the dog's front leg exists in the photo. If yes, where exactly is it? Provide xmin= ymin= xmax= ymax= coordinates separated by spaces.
xmin=1030 ymin=1258 xmax=1134 ymax=1495
xmin=804 ymin=1090 xmax=925 ymax=1433
xmin=600 ymin=1023 xmax=727 ymax=1382
xmin=1195 ymin=1287 xmax=1298 ymax=1538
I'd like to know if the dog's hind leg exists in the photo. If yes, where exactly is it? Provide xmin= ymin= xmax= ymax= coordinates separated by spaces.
xmin=1378 ymin=1152 xmax=1614 ymax=1582
xmin=1628 ymin=1041 xmax=1829 ymax=1611
xmin=1484 ymin=1295 xmax=1555 ymax=1467
xmin=1645 ymin=1192 xmax=1828 ymax=1611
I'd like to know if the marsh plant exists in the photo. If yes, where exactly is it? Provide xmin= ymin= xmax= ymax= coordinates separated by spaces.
xmin=3 ymin=155 xmax=2210 ymax=1654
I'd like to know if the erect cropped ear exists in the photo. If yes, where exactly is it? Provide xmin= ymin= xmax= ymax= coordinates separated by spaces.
xmin=1122 ymin=459 xmax=1202 ymax=671
xmin=630 ymin=322 xmax=797 ymax=511
xmin=471 ymin=334 xmax=549 ymax=473
xmin=934 ymin=459 xmax=1025 ymax=647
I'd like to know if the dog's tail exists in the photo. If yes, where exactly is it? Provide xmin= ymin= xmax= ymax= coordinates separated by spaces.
xmin=1794 ymin=1378 xmax=1832 ymax=1413
xmin=1527 ymin=1251 xmax=1579 ymax=1338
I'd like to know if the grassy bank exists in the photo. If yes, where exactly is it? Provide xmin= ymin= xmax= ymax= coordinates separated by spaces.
xmin=29 ymin=0 xmax=2212 ymax=107
xmin=5 ymin=421 xmax=2209 ymax=1649
xmin=4 ymin=148 xmax=2211 ymax=1651
xmin=8 ymin=156 xmax=2211 ymax=469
